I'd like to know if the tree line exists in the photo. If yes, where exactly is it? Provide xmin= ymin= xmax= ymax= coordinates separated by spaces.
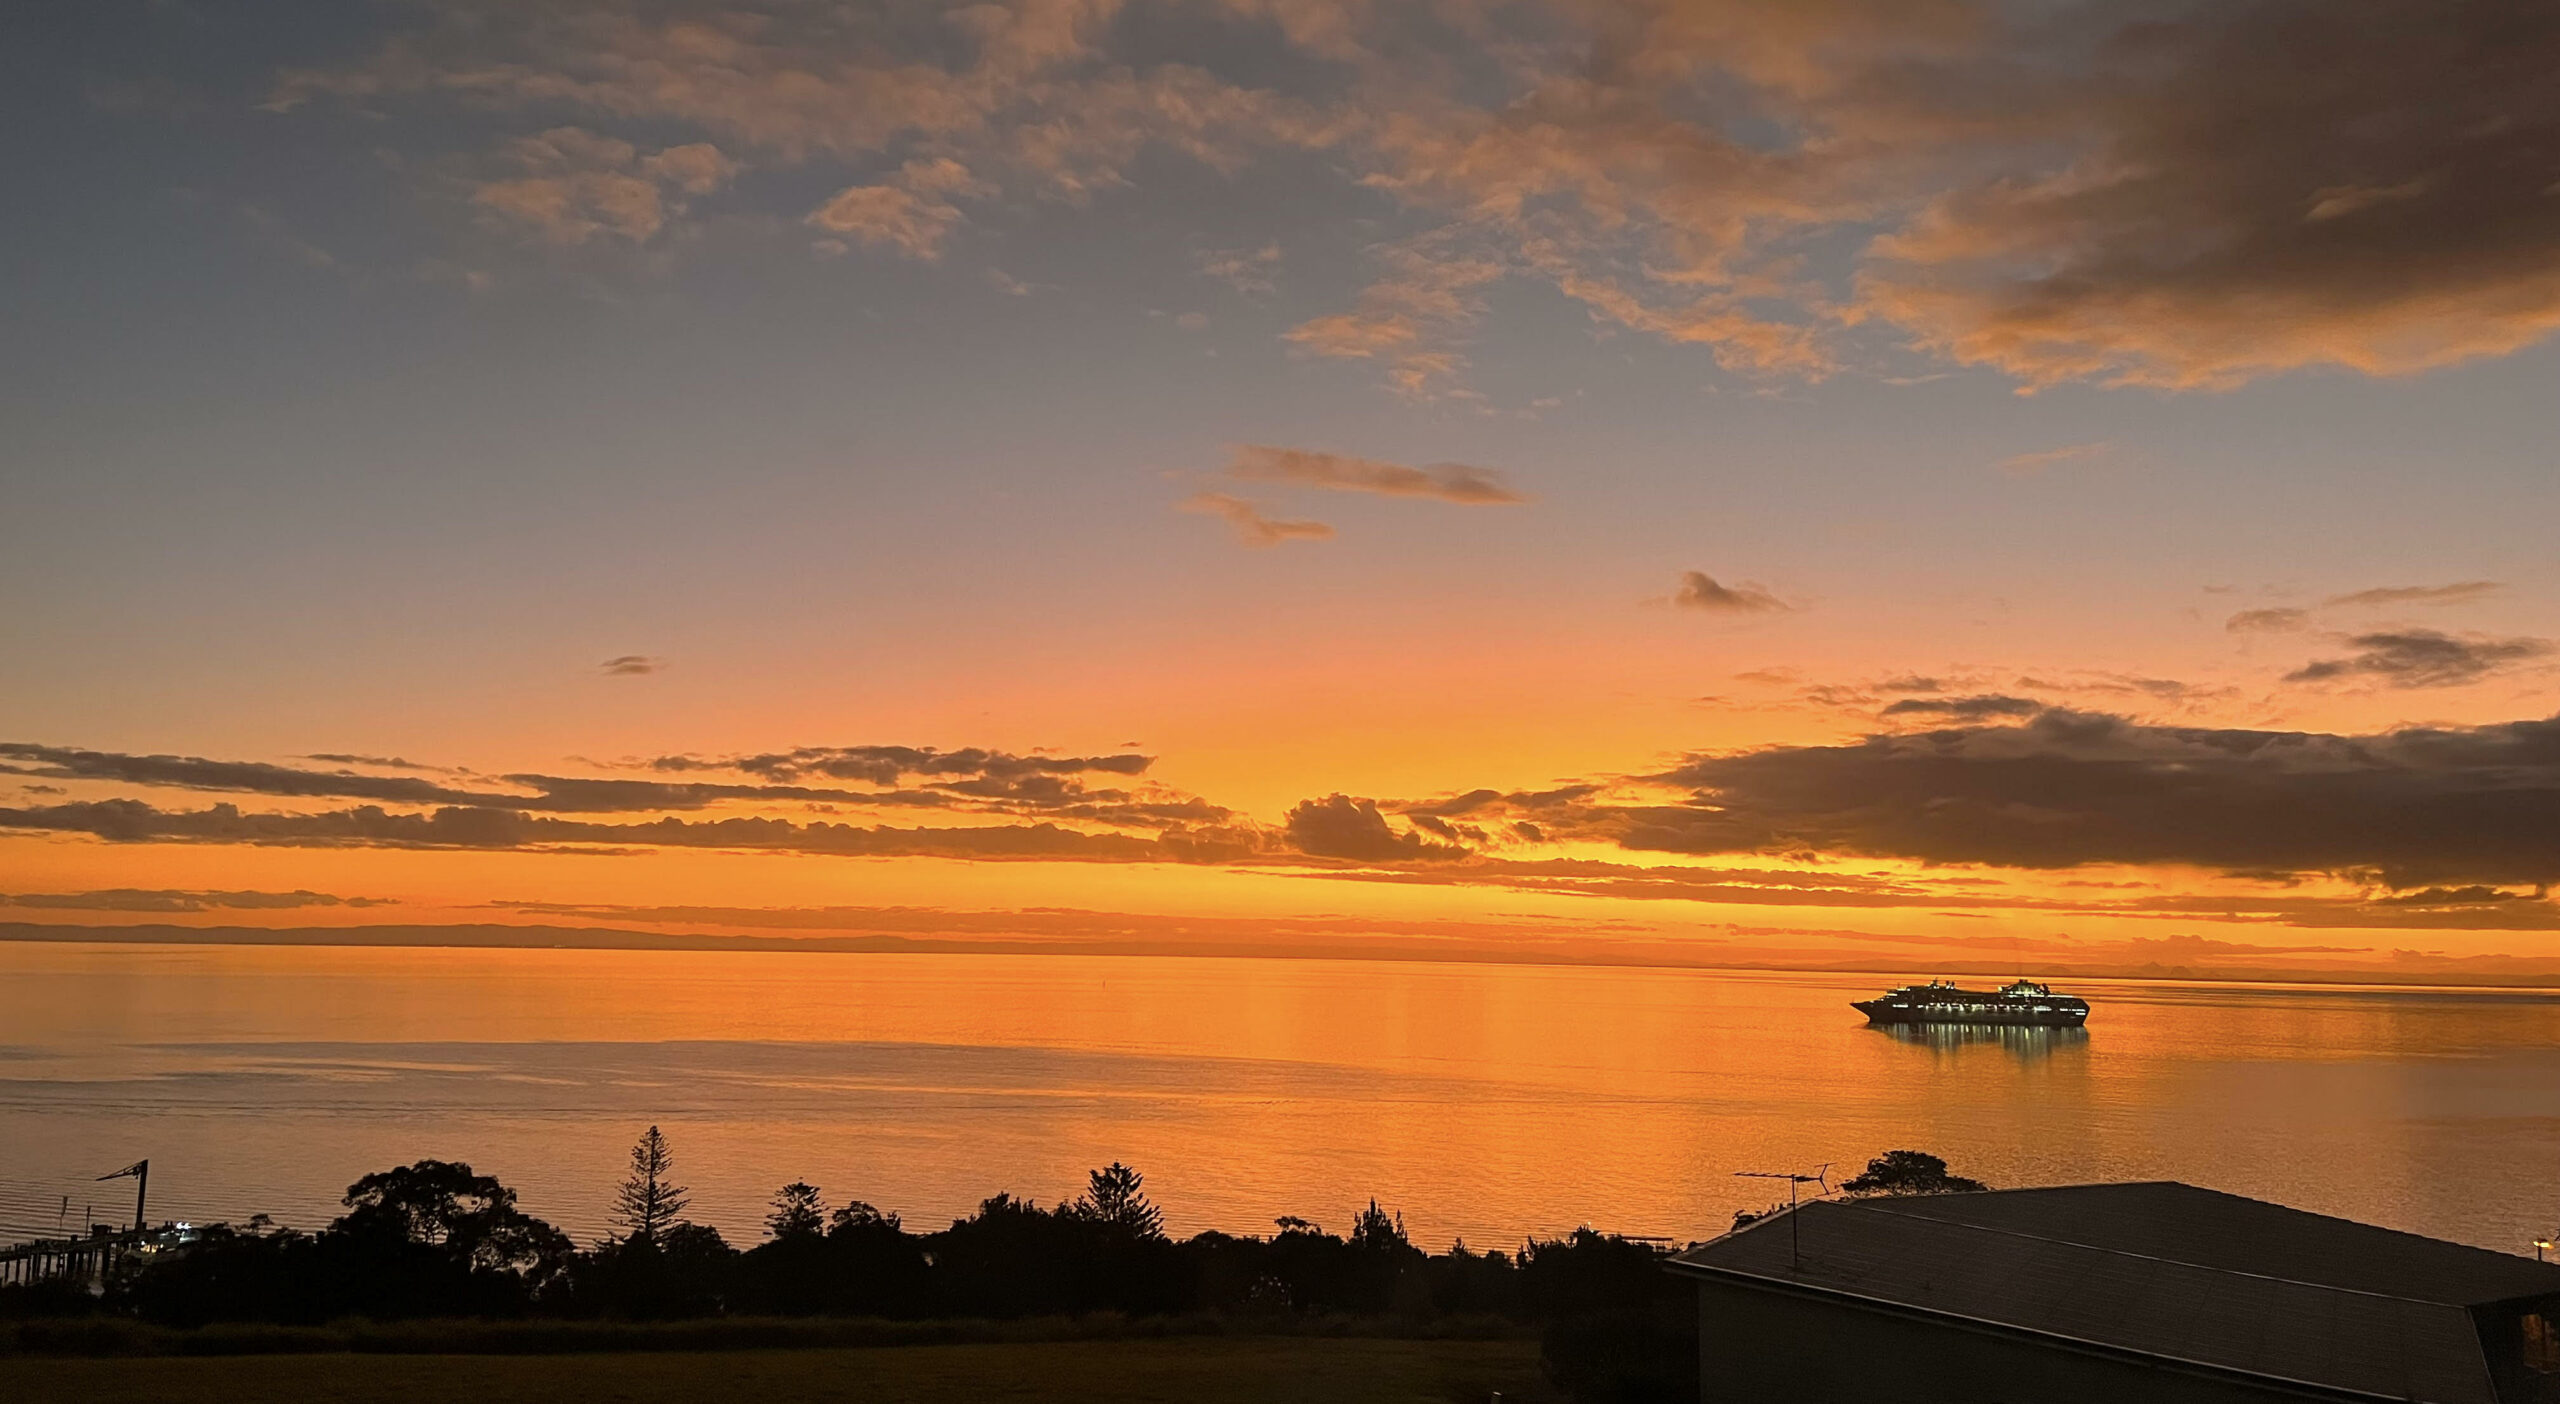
xmin=3 ymin=1131 xmax=1987 ymax=1403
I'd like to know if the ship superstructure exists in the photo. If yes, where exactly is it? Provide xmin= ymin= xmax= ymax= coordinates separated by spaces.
xmin=1852 ymin=979 xmax=2090 ymax=1028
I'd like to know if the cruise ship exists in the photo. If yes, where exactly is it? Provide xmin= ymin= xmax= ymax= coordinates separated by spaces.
xmin=1852 ymin=978 xmax=2090 ymax=1028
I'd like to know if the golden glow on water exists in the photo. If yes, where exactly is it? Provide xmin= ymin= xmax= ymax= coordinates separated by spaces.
xmin=5 ymin=942 xmax=2558 ymax=1256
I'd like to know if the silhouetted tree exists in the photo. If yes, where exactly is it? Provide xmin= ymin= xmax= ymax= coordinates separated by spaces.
xmin=117 ymin=1163 xmax=567 ymax=1325
xmin=818 ymin=1200 xmax=931 ymax=1317
xmin=1426 ymin=1239 xmax=1521 ymax=1316
xmin=338 ymin=1159 xmax=569 ymax=1281
xmin=110 ymin=1223 xmax=331 ymax=1327
xmin=612 ymin=1125 xmax=691 ymax=1243
xmin=571 ymin=1220 xmax=735 ymax=1320
xmin=766 ymin=1181 xmax=827 ymax=1241
xmin=1350 ymin=1198 xmax=1409 ymax=1252
xmin=737 ymin=1182 xmax=838 ymax=1316
xmin=83 ymin=1143 xmax=1706 ymax=1336
xmin=1074 ymin=1162 xmax=1164 ymax=1240
xmin=1839 ymin=1149 xmax=1988 ymax=1197
xmin=830 ymin=1200 xmax=894 ymax=1231
xmin=339 ymin=1160 xmax=495 ymax=1246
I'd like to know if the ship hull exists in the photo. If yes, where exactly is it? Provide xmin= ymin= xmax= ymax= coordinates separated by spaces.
xmin=1853 ymin=1000 xmax=2088 ymax=1028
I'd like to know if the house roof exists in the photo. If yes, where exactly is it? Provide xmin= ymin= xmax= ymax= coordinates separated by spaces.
xmin=1668 ymin=1183 xmax=2560 ymax=1404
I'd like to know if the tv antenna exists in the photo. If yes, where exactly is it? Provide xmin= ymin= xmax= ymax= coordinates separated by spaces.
xmin=1735 ymin=1165 xmax=1831 ymax=1269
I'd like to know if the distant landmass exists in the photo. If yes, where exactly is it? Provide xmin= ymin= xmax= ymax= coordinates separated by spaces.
xmin=6 ymin=921 xmax=2559 ymax=990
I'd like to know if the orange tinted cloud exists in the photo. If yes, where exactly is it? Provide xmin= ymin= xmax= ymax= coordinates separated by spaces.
xmin=290 ymin=1 xmax=2560 ymax=389
xmin=806 ymin=158 xmax=993 ymax=259
xmin=1672 ymin=572 xmax=1785 ymax=613
xmin=1179 ymin=492 xmax=1335 ymax=547
xmin=1226 ymin=445 xmax=1526 ymax=505
xmin=469 ymin=128 xmax=736 ymax=245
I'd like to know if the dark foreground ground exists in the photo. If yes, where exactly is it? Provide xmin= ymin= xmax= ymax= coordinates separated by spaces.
xmin=1 ymin=1336 xmax=1562 ymax=1403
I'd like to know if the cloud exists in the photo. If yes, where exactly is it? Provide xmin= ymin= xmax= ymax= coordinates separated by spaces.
xmin=1179 ymin=492 xmax=1335 ymax=547
xmin=1226 ymin=445 xmax=1526 ymax=505
xmin=806 ymin=157 xmax=993 ymax=260
xmin=2324 ymin=581 xmax=2504 ymax=609
xmin=658 ymin=744 xmax=1152 ymax=785
xmin=2283 ymin=630 xmax=2552 ymax=688
xmin=30 ymin=715 xmax=2560 ymax=924
xmin=1878 ymin=695 xmax=2042 ymax=721
xmin=0 ymin=889 xmax=389 ymax=913
xmin=1198 ymin=242 xmax=1282 ymax=296
xmin=2226 ymin=608 xmax=2310 ymax=634
xmin=475 ymin=901 xmax=1670 ymax=956
xmin=0 ymin=798 xmax=1237 ymax=864
xmin=469 ymin=127 xmax=736 ymax=245
xmin=1283 ymin=794 xmax=1468 ymax=862
xmin=1398 ymin=783 xmax=1602 ymax=820
xmin=1672 ymin=572 xmax=1785 ymax=613
xmin=1281 ymin=242 xmax=1504 ymax=398
xmin=1858 ymin=1 xmax=2560 ymax=388
xmin=276 ymin=1 xmax=2560 ymax=391
xmin=601 ymin=655 xmax=663 ymax=676
xmin=304 ymin=753 xmax=438 ymax=771
xmin=1618 ymin=708 xmax=2560 ymax=887
xmin=1997 ymin=442 xmax=2112 ymax=476
xmin=0 ymin=741 xmax=1190 ymax=822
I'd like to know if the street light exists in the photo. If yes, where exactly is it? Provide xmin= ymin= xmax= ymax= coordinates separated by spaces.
xmin=2535 ymin=1236 xmax=2554 ymax=1263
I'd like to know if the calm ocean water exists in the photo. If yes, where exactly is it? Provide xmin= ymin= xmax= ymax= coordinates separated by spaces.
xmin=4 ymin=941 xmax=2557 ymax=1256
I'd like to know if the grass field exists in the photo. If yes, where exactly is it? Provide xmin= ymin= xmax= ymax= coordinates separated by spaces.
xmin=1 ymin=1335 xmax=1564 ymax=1403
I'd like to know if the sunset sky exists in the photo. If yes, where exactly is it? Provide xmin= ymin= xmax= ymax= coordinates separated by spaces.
xmin=8 ymin=0 xmax=2560 ymax=981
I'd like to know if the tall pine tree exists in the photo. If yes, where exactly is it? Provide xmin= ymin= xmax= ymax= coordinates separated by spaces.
xmin=1076 ymin=1162 xmax=1164 ymax=1240
xmin=612 ymin=1124 xmax=691 ymax=1243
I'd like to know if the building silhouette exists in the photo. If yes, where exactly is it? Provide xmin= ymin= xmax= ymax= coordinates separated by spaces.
xmin=1671 ymin=1182 xmax=2560 ymax=1403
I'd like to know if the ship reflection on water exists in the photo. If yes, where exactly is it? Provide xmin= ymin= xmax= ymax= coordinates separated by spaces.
xmin=1874 ymin=1021 xmax=2090 ymax=1059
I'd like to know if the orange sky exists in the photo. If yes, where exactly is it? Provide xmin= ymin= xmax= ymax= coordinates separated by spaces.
xmin=8 ymin=1 xmax=2560 ymax=983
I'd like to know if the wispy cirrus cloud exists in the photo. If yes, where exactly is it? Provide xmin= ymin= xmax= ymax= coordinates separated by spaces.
xmin=1179 ymin=492 xmax=1335 ymax=547
xmin=1225 ymin=445 xmax=1526 ymax=506
xmin=1997 ymin=441 xmax=2112 ymax=476
xmin=1280 ymin=241 xmax=1504 ymax=399
xmin=0 ymin=888 xmax=391 ymax=913
xmin=303 ymin=753 xmax=440 ymax=771
xmin=2324 ymin=581 xmax=2503 ymax=609
xmin=2227 ymin=608 xmax=2311 ymax=633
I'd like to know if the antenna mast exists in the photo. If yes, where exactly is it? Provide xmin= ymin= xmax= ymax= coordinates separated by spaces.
xmin=1734 ymin=1165 xmax=1831 ymax=1269
xmin=96 ymin=1160 xmax=147 ymax=1234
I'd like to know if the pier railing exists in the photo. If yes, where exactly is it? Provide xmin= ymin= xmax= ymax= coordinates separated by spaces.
xmin=0 ymin=1225 xmax=186 ymax=1291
